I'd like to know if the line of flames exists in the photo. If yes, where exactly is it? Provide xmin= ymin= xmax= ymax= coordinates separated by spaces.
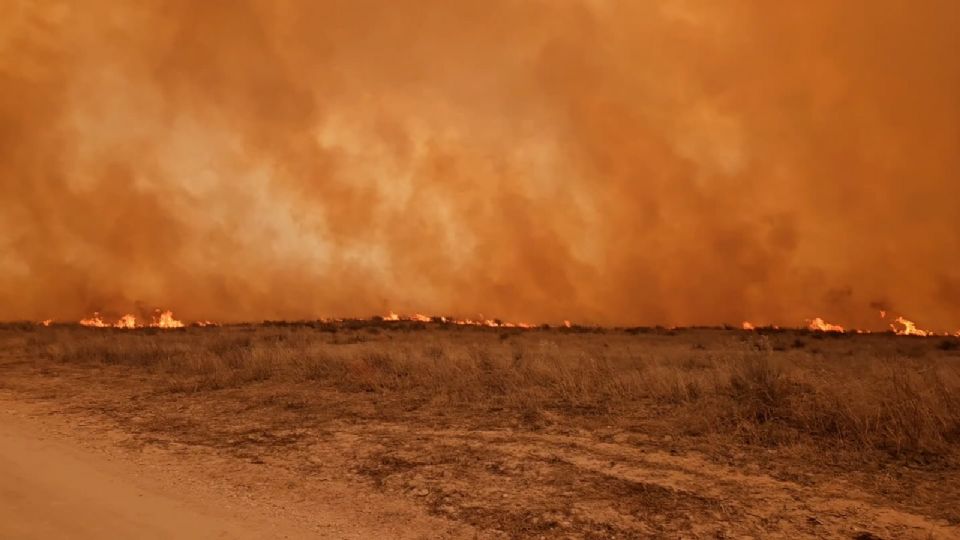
xmin=37 ymin=309 xmax=960 ymax=337
xmin=743 ymin=312 xmax=960 ymax=337
xmin=65 ymin=310 xmax=545 ymax=330
xmin=366 ymin=311 xmax=555 ymax=329
xmin=76 ymin=310 xmax=193 ymax=329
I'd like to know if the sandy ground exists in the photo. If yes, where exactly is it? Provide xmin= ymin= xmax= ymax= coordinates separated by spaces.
xmin=0 ymin=403 xmax=312 ymax=539
xmin=2 ymin=391 xmax=957 ymax=540
xmin=0 ymin=397 xmax=477 ymax=540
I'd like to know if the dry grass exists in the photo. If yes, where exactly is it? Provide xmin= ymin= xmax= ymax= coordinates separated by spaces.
xmin=12 ymin=323 xmax=960 ymax=460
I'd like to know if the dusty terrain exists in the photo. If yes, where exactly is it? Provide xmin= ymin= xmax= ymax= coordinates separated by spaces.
xmin=0 ymin=402 xmax=313 ymax=539
xmin=1 ymin=322 xmax=958 ymax=539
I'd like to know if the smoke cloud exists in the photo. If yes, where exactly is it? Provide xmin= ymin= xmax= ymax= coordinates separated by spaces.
xmin=2 ymin=0 xmax=958 ymax=328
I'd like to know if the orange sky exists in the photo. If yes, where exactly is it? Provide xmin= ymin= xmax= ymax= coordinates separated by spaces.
xmin=1 ymin=1 xmax=958 ymax=328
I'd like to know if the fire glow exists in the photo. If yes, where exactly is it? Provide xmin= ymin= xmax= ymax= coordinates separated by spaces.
xmin=59 ymin=310 xmax=960 ymax=337
xmin=890 ymin=316 xmax=931 ymax=337
xmin=381 ymin=312 xmax=537 ymax=329
xmin=4 ymin=2 xmax=959 ymax=341
xmin=740 ymin=311 xmax=958 ymax=337
xmin=806 ymin=317 xmax=845 ymax=333
xmin=79 ymin=310 xmax=185 ymax=329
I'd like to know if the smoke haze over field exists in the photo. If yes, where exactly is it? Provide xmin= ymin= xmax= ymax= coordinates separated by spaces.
xmin=1 ymin=1 xmax=958 ymax=328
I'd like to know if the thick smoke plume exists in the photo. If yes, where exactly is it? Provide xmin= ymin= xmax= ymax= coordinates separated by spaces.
xmin=2 ymin=1 xmax=958 ymax=328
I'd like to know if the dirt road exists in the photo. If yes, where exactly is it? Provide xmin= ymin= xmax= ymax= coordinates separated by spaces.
xmin=0 ymin=406 xmax=313 ymax=539
xmin=4 ymin=396 xmax=957 ymax=540
xmin=0 ymin=397 xmax=480 ymax=539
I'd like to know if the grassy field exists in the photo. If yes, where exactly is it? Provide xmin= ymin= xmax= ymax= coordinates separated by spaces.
xmin=2 ymin=322 xmax=958 ymax=538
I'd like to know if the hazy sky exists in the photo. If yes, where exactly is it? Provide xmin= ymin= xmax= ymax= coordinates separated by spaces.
xmin=2 ymin=1 xmax=958 ymax=328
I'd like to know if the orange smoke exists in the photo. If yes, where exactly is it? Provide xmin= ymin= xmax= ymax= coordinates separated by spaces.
xmin=2 ymin=2 xmax=959 ymax=329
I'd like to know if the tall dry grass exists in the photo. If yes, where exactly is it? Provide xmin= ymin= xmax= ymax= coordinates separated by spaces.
xmin=13 ymin=324 xmax=960 ymax=458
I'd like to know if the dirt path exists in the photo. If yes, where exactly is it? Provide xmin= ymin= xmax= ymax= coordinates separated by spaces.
xmin=346 ymin=423 xmax=960 ymax=539
xmin=0 ymin=399 xmax=479 ymax=540
xmin=0 ymin=405 xmax=318 ymax=539
xmin=3 ymin=391 xmax=958 ymax=540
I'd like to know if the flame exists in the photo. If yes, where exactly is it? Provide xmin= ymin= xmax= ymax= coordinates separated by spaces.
xmin=70 ymin=308 xmax=953 ymax=336
xmin=79 ymin=310 xmax=184 ymax=329
xmin=501 ymin=321 xmax=536 ymax=329
xmin=807 ymin=317 xmax=844 ymax=333
xmin=114 ymin=314 xmax=138 ymax=329
xmin=79 ymin=313 xmax=108 ymax=327
xmin=889 ymin=316 xmax=931 ymax=337
xmin=449 ymin=317 xmax=498 ymax=327
xmin=379 ymin=311 xmax=538 ymax=329
xmin=40 ymin=319 xmax=53 ymax=327
xmin=152 ymin=310 xmax=185 ymax=328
